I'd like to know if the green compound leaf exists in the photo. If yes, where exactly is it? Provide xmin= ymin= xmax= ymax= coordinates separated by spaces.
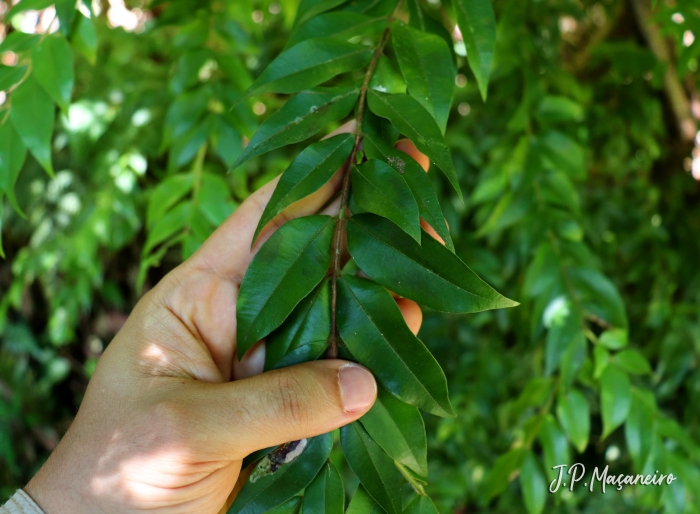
xmin=347 ymin=214 xmax=517 ymax=313
xmin=341 ymin=422 xmax=402 ymax=514
xmin=302 ymin=461 xmax=344 ymax=514
xmin=266 ymin=497 xmax=302 ymax=514
xmin=453 ymin=0 xmax=496 ymax=101
xmin=265 ymin=279 xmax=331 ymax=371
xmin=32 ymin=34 xmax=74 ymax=113
xmin=351 ymin=159 xmax=421 ymax=243
xmin=363 ymin=134 xmax=453 ymax=251
xmin=244 ymin=39 xmax=372 ymax=99
xmin=367 ymin=90 xmax=461 ymax=200
xmin=232 ymin=86 xmax=359 ymax=169
xmin=228 ymin=434 xmax=332 ymax=514
xmin=360 ymin=386 xmax=428 ymax=476
xmin=237 ymin=216 xmax=334 ymax=357
xmin=9 ymin=74 xmax=54 ymax=176
xmin=254 ymin=133 xmax=353 ymax=244
xmin=287 ymin=12 xmax=386 ymax=48
xmin=337 ymin=274 xmax=454 ymax=417
xmin=391 ymin=21 xmax=455 ymax=133
xmin=404 ymin=495 xmax=439 ymax=514
xmin=346 ymin=485 xmax=383 ymax=514
xmin=600 ymin=364 xmax=632 ymax=439
xmin=556 ymin=388 xmax=590 ymax=453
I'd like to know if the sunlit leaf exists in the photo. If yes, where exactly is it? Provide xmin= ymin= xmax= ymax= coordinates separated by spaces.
xmin=287 ymin=12 xmax=386 ymax=48
xmin=32 ymin=34 xmax=74 ymax=113
xmin=453 ymin=0 xmax=496 ymax=100
xmin=0 ymin=120 xmax=28 ymax=213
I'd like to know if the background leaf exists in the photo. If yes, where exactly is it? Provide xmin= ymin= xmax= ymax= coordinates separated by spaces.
xmin=404 ymin=495 xmax=439 ymax=514
xmin=520 ymin=452 xmax=546 ymax=514
xmin=32 ymin=34 xmax=74 ymax=113
xmin=453 ymin=0 xmax=496 ymax=100
xmin=556 ymin=389 xmax=590 ymax=453
xmin=600 ymin=364 xmax=632 ymax=438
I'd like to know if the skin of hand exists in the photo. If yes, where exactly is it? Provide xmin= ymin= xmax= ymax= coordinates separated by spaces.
xmin=24 ymin=128 xmax=432 ymax=514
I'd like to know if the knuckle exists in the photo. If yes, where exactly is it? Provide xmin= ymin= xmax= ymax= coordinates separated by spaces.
xmin=266 ymin=371 xmax=312 ymax=430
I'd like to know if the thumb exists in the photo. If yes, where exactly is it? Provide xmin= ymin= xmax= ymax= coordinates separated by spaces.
xmin=177 ymin=360 xmax=377 ymax=459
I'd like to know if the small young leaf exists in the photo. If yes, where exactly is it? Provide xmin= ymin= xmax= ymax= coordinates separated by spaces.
xmin=237 ymin=216 xmax=334 ymax=357
xmin=9 ymin=74 xmax=54 ymax=175
xmin=363 ymin=134 xmax=453 ymax=251
xmin=244 ymin=39 xmax=372 ymax=99
xmin=556 ymin=389 xmax=589 ymax=453
xmin=347 ymin=214 xmax=517 ymax=313
xmin=360 ymin=386 xmax=428 ymax=476
xmin=599 ymin=328 xmax=628 ymax=350
xmin=391 ymin=21 xmax=455 ymax=133
xmin=228 ymin=434 xmax=332 ymax=514
xmin=0 ymin=120 xmax=28 ymax=213
xmin=367 ymin=90 xmax=461 ymax=199
xmin=254 ymin=133 xmax=353 ymax=244
xmin=404 ymin=495 xmax=439 ymax=514
xmin=287 ymin=12 xmax=386 ymax=48
xmin=520 ymin=452 xmax=546 ymax=514
xmin=346 ymin=485 xmax=383 ymax=514
xmin=337 ymin=274 xmax=454 ymax=417
xmin=351 ymin=159 xmax=421 ymax=242
xmin=232 ymin=86 xmax=359 ymax=169
xmin=452 ymin=0 xmax=496 ymax=100
xmin=340 ymin=422 xmax=402 ymax=514
xmin=302 ymin=461 xmax=344 ymax=514
xmin=32 ymin=34 xmax=74 ymax=113
xmin=265 ymin=280 xmax=330 ymax=370
xmin=0 ymin=65 xmax=27 ymax=91
xmin=600 ymin=364 xmax=631 ymax=439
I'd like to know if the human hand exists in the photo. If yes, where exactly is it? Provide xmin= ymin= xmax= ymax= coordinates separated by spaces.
xmin=24 ymin=127 xmax=433 ymax=514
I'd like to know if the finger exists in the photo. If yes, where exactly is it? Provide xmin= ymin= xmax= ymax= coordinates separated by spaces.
xmin=395 ymin=139 xmax=430 ymax=172
xmin=177 ymin=360 xmax=376 ymax=459
xmin=233 ymin=340 xmax=266 ymax=380
xmin=188 ymin=124 xmax=356 ymax=282
xmin=396 ymin=298 xmax=422 ymax=335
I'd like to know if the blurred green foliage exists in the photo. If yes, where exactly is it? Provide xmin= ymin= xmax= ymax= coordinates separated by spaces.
xmin=1 ymin=0 xmax=700 ymax=512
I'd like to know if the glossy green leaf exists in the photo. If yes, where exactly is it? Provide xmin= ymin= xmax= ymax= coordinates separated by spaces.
xmin=302 ymin=461 xmax=344 ymax=514
xmin=367 ymin=90 xmax=461 ymax=199
xmin=9 ymin=74 xmax=54 ymax=175
xmin=245 ymin=39 xmax=371 ymax=99
xmin=340 ymin=422 xmax=402 ymax=514
xmin=228 ymin=433 xmax=332 ymax=514
xmin=265 ymin=279 xmax=330 ymax=370
xmin=363 ymin=134 xmax=453 ymax=251
xmin=538 ymin=415 xmax=570 ymax=482
xmin=254 ymin=133 xmax=353 ymax=244
xmin=0 ymin=65 xmax=27 ymax=91
xmin=600 ymin=364 xmax=631 ymax=438
xmin=55 ymin=0 xmax=77 ymax=36
xmin=599 ymin=328 xmax=628 ymax=350
xmin=520 ymin=452 xmax=546 ymax=514
xmin=347 ymin=214 xmax=517 ymax=313
xmin=287 ymin=12 xmax=386 ymax=48
xmin=391 ymin=21 xmax=454 ymax=132
xmin=556 ymin=389 xmax=589 ymax=453
xmin=267 ymin=497 xmax=302 ymax=514
xmin=360 ymin=386 xmax=427 ymax=476
xmin=369 ymin=57 xmax=406 ymax=95
xmin=625 ymin=389 xmax=655 ymax=469
xmin=294 ymin=0 xmax=349 ymax=26
xmin=614 ymin=349 xmax=652 ymax=375
xmin=72 ymin=14 xmax=98 ymax=65
xmin=0 ymin=32 xmax=40 ymax=53
xmin=146 ymin=174 xmax=194 ymax=229
xmin=351 ymin=159 xmax=421 ymax=242
xmin=346 ymin=485 xmax=383 ymax=514
xmin=0 ymin=120 xmax=28 ymax=213
xmin=32 ymin=34 xmax=74 ymax=113
xmin=337 ymin=274 xmax=453 ymax=417
xmin=484 ymin=448 xmax=526 ymax=500
xmin=237 ymin=216 xmax=334 ymax=357
xmin=232 ymin=86 xmax=359 ymax=169
xmin=403 ymin=495 xmax=438 ymax=514
xmin=453 ymin=0 xmax=496 ymax=100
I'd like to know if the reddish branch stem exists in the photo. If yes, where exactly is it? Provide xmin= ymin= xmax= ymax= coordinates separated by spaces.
xmin=327 ymin=2 xmax=404 ymax=359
